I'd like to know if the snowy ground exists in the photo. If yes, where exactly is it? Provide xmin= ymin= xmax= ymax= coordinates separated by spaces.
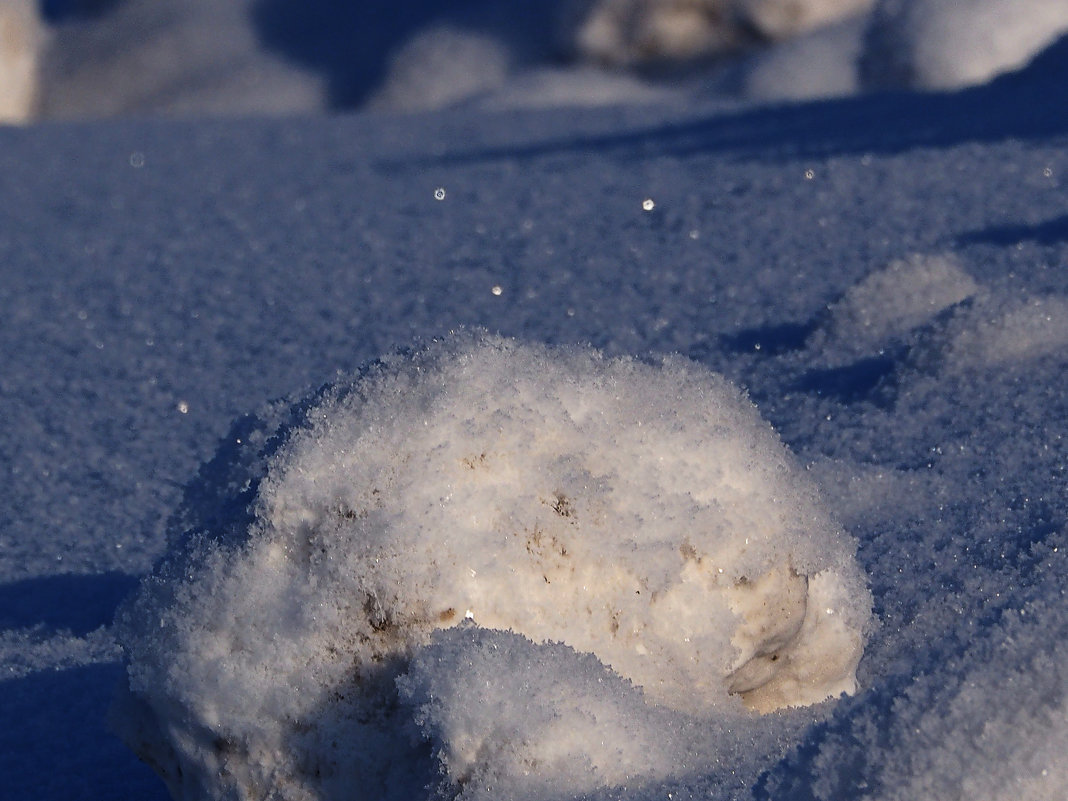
xmin=3 ymin=3 xmax=1068 ymax=800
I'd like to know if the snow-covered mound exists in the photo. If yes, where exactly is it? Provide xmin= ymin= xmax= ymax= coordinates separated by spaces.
xmin=725 ymin=0 xmax=1068 ymax=100
xmin=811 ymin=253 xmax=980 ymax=363
xmin=366 ymin=25 xmax=515 ymax=112
xmin=860 ymin=0 xmax=1068 ymax=90
xmin=113 ymin=333 xmax=870 ymax=800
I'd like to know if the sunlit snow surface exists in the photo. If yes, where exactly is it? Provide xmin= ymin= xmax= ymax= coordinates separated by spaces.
xmin=3 ymin=24 xmax=1068 ymax=801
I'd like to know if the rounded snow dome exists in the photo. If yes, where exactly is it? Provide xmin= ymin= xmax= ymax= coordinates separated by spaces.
xmin=114 ymin=333 xmax=870 ymax=800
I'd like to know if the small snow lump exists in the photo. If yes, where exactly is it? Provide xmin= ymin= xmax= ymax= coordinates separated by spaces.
xmin=114 ymin=332 xmax=870 ymax=800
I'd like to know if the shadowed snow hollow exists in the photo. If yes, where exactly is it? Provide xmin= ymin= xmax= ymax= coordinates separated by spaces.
xmin=114 ymin=333 xmax=870 ymax=800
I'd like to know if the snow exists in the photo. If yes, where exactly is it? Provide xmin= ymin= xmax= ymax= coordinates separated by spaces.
xmin=399 ymin=624 xmax=814 ymax=800
xmin=0 ymin=0 xmax=39 ymax=121
xmin=812 ymin=253 xmax=980 ymax=362
xmin=36 ymin=0 xmax=326 ymax=120
xmin=2 ymin=2 xmax=1068 ymax=801
xmin=112 ymin=334 xmax=869 ymax=799
xmin=6 ymin=0 xmax=1068 ymax=119
xmin=860 ymin=0 xmax=1068 ymax=91
xmin=561 ymin=0 xmax=872 ymax=66
xmin=367 ymin=25 xmax=515 ymax=112
xmin=733 ymin=16 xmax=865 ymax=101
xmin=727 ymin=0 xmax=1068 ymax=100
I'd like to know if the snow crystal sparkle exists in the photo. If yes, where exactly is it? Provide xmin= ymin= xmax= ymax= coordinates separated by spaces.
xmin=114 ymin=332 xmax=870 ymax=800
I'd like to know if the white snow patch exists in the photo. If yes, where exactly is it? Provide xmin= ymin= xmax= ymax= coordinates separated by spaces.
xmin=738 ymin=16 xmax=865 ymax=100
xmin=36 ymin=0 xmax=326 ymax=120
xmin=114 ymin=333 xmax=870 ymax=800
xmin=367 ymin=25 xmax=514 ymax=113
xmin=0 ymin=625 xmax=119 ymax=680
xmin=807 ymin=253 xmax=1068 ymax=376
xmin=814 ymin=253 xmax=979 ymax=362
xmin=860 ymin=0 xmax=1068 ymax=90
xmin=944 ymin=295 xmax=1068 ymax=370
xmin=398 ymin=626 xmax=700 ymax=798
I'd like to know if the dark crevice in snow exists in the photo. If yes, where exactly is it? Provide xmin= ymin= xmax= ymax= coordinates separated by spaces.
xmin=792 ymin=353 xmax=900 ymax=405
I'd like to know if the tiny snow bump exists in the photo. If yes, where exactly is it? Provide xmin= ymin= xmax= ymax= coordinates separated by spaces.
xmin=433 ymin=187 xmax=446 ymax=200
xmin=642 ymin=198 xmax=656 ymax=211
xmin=491 ymin=285 xmax=502 ymax=296
xmin=177 ymin=401 xmax=189 ymax=414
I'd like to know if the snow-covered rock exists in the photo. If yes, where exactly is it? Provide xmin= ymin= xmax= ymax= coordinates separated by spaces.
xmin=113 ymin=333 xmax=870 ymax=800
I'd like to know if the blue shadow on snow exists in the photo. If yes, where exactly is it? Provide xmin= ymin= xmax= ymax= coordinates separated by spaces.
xmin=957 ymin=213 xmax=1068 ymax=247
xmin=0 ymin=663 xmax=167 ymax=801
xmin=0 ymin=572 xmax=140 ymax=635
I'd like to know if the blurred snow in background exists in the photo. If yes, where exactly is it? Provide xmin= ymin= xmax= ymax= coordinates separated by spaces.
xmin=0 ymin=0 xmax=1067 ymax=119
